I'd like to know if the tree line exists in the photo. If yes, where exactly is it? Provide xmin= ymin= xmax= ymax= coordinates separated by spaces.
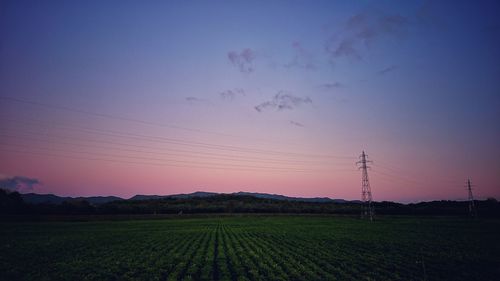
xmin=1 ymin=188 xmax=499 ymax=217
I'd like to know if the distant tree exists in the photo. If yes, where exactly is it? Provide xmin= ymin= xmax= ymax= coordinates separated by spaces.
xmin=60 ymin=200 xmax=95 ymax=214
xmin=0 ymin=188 xmax=25 ymax=214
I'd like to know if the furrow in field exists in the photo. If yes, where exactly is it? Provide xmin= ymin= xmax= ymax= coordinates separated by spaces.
xmin=251 ymin=229 xmax=353 ymax=279
xmin=147 ymin=233 xmax=187 ymax=279
xmin=241 ymin=231 xmax=331 ymax=281
xmin=220 ymin=224 xmax=252 ymax=281
xmin=211 ymin=223 xmax=220 ymax=281
xmin=116 ymin=235 xmax=177 ymax=279
xmin=195 ymin=224 xmax=217 ymax=281
xmin=160 ymin=231 xmax=202 ymax=281
xmin=180 ymin=225 xmax=214 ymax=281
xmin=74 ymin=233 xmax=175 ymax=279
xmin=235 ymin=230 xmax=316 ymax=281
xmin=229 ymin=227 xmax=293 ymax=281
xmin=223 ymin=227 xmax=270 ymax=281
xmin=261 ymin=231 xmax=345 ymax=271
xmin=170 ymin=226 xmax=211 ymax=281
xmin=159 ymin=233 xmax=199 ymax=280
xmin=215 ymin=222 xmax=233 ymax=281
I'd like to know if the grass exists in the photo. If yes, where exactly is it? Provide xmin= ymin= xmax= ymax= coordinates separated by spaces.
xmin=1 ymin=215 xmax=499 ymax=280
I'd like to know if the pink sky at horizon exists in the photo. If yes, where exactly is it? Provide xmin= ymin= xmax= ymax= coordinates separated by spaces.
xmin=0 ymin=98 xmax=497 ymax=203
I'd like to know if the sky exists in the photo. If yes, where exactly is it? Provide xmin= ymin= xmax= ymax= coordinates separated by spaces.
xmin=0 ymin=0 xmax=499 ymax=202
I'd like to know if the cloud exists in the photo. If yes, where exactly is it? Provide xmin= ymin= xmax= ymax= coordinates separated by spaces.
xmin=227 ymin=48 xmax=256 ymax=73
xmin=0 ymin=175 xmax=41 ymax=193
xmin=284 ymin=41 xmax=316 ymax=70
xmin=254 ymin=101 xmax=272 ymax=112
xmin=325 ymin=10 xmax=409 ymax=61
xmin=327 ymin=38 xmax=361 ymax=60
xmin=377 ymin=65 xmax=398 ymax=75
xmin=219 ymin=88 xmax=245 ymax=101
xmin=289 ymin=120 xmax=305 ymax=127
xmin=185 ymin=97 xmax=210 ymax=105
xmin=255 ymin=91 xmax=312 ymax=112
xmin=320 ymin=82 xmax=343 ymax=89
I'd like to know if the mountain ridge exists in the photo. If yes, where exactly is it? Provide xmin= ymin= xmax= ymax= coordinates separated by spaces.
xmin=20 ymin=191 xmax=359 ymax=205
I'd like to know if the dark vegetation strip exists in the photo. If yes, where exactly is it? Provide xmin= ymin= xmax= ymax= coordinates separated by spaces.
xmin=222 ymin=225 xmax=250 ymax=281
xmin=72 ymin=233 xmax=170 ymax=279
xmin=253 ymin=230 xmax=347 ymax=278
xmin=148 ymin=234 xmax=189 ymax=279
xmin=117 ymin=236 xmax=168 ymax=279
xmin=226 ymin=227 xmax=289 ymax=281
xmin=174 ymin=226 xmax=211 ymax=281
xmin=242 ymin=234 xmax=317 ymax=280
xmin=216 ymin=222 xmax=232 ymax=281
xmin=159 ymin=233 xmax=198 ymax=280
xmin=295 ymin=234 xmax=378 ymax=279
xmin=2 ymin=217 xmax=497 ymax=281
xmin=210 ymin=223 xmax=220 ymax=281
xmin=255 ymin=228 xmax=357 ymax=279
xmin=237 ymin=230 xmax=311 ymax=281
xmin=187 ymin=225 xmax=214 ymax=281
xmin=160 ymin=232 xmax=201 ymax=281
xmin=224 ymin=226 xmax=266 ymax=281
xmin=169 ymin=230 xmax=207 ymax=280
xmin=244 ymin=231 xmax=336 ymax=280
xmin=196 ymin=225 xmax=217 ymax=280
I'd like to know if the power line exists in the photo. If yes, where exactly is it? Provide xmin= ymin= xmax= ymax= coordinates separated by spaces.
xmin=0 ymin=142 xmax=334 ymax=173
xmin=0 ymin=96 xmax=305 ymax=147
xmin=0 ymin=115 xmax=356 ymax=160
xmin=0 ymin=146 xmax=359 ymax=174
xmin=0 ymin=147 xmax=286 ymax=172
xmin=371 ymin=163 xmax=460 ymax=186
xmin=0 ymin=127 xmax=355 ymax=168
xmin=0 ymin=133 xmax=352 ymax=167
xmin=372 ymin=168 xmax=460 ymax=187
xmin=371 ymin=171 xmax=428 ymax=187
xmin=373 ymin=159 xmax=462 ymax=184
xmin=371 ymin=169 xmax=431 ymax=187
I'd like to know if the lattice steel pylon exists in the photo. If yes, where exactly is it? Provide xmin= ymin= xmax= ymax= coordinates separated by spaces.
xmin=357 ymin=151 xmax=374 ymax=221
xmin=467 ymin=178 xmax=477 ymax=218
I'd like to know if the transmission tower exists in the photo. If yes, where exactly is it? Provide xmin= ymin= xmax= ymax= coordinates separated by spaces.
xmin=466 ymin=178 xmax=477 ymax=217
xmin=357 ymin=151 xmax=374 ymax=221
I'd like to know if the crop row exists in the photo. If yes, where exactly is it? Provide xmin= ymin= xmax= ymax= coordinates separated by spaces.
xmin=1 ymin=217 xmax=496 ymax=281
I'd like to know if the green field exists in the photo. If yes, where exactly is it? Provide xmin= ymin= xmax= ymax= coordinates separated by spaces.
xmin=1 ymin=216 xmax=499 ymax=281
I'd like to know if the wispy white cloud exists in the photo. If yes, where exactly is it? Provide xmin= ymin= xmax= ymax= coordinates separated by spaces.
xmin=325 ymin=10 xmax=409 ymax=61
xmin=320 ymin=82 xmax=343 ymax=89
xmin=377 ymin=65 xmax=398 ymax=75
xmin=255 ymin=91 xmax=312 ymax=112
xmin=284 ymin=41 xmax=316 ymax=70
xmin=185 ymin=96 xmax=210 ymax=105
xmin=0 ymin=175 xmax=41 ymax=193
xmin=227 ymin=48 xmax=256 ymax=73
xmin=289 ymin=120 xmax=305 ymax=127
xmin=219 ymin=88 xmax=245 ymax=101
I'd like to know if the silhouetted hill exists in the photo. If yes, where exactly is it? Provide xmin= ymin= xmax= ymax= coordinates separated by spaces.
xmin=23 ymin=191 xmax=354 ymax=204
xmin=130 ymin=191 xmax=218 ymax=201
xmin=21 ymin=193 xmax=123 ymax=205
xmin=130 ymin=191 xmax=355 ymax=203
xmin=129 ymin=195 xmax=167 ymax=201
xmin=232 ymin=192 xmax=355 ymax=203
